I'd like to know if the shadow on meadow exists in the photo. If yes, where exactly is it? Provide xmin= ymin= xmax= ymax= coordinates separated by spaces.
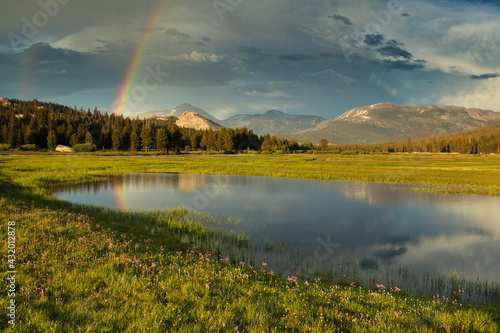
xmin=0 ymin=154 xmax=499 ymax=331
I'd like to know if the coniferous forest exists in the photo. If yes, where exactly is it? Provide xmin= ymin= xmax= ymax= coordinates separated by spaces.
xmin=0 ymin=99 xmax=309 ymax=153
xmin=336 ymin=123 xmax=500 ymax=155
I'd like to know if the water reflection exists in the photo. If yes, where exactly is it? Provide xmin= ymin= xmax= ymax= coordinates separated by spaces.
xmin=52 ymin=173 xmax=500 ymax=282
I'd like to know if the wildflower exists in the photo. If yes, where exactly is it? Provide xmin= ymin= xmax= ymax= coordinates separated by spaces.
xmin=305 ymin=281 xmax=309 ymax=286
xmin=261 ymin=262 xmax=267 ymax=267
xmin=176 ymin=251 xmax=182 ymax=255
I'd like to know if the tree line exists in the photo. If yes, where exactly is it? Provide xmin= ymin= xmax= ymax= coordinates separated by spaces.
xmin=335 ymin=123 xmax=500 ymax=155
xmin=0 ymin=99 xmax=310 ymax=153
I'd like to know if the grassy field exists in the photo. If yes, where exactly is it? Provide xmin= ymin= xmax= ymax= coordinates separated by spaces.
xmin=2 ymin=151 xmax=500 ymax=195
xmin=1 ymin=152 xmax=500 ymax=332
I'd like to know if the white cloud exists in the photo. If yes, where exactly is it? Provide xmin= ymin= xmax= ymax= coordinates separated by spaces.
xmin=51 ymin=25 xmax=131 ymax=53
xmin=213 ymin=106 xmax=236 ymax=119
xmin=37 ymin=69 xmax=67 ymax=74
xmin=393 ymin=2 xmax=500 ymax=77
xmin=242 ymin=89 xmax=289 ymax=98
xmin=438 ymin=77 xmax=500 ymax=111
xmin=167 ymin=51 xmax=223 ymax=63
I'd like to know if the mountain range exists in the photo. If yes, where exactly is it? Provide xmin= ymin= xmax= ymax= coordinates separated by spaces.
xmin=137 ymin=103 xmax=220 ymax=124
xmin=137 ymin=104 xmax=325 ymax=135
xmin=137 ymin=102 xmax=500 ymax=144
xmin=291 ymin=103 xmax=500 ymax=144
xmin=221 ymin=110 xmax=325 ymax=135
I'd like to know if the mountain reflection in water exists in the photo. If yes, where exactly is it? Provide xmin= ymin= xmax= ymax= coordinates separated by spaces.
xmin=52 ymin=173 xmax=500 ymax=282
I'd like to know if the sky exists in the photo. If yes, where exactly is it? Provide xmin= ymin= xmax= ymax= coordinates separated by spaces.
xmin=0 ymin=0 xmax=499 ymax=120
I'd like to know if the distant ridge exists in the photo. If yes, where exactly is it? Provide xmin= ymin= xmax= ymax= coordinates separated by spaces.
xmin=137 ymin=104 xmax=325 ymax=135
xmin=136 ymin=102 xmax=500 ymax=144
xmin=290 ymin=103 xmax=500 ymax=144
xmin=220 ymin=110 xmax=325 ymax=135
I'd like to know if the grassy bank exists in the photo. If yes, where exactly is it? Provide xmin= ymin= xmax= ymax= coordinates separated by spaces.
xmin=1 ymin=197 xmax=499 ymax=332
xmin=1 ymin=152 xmax=500 ymax=331
xmin=2 ymin=152 xmax=500 ymax=196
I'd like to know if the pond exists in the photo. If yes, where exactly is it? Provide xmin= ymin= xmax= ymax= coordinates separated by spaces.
xmin=52 ymin=173 xmax=500 ymax=286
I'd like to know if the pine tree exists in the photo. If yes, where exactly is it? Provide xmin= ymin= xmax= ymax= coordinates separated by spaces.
xmin=216 ymin=132 xmax=224 ymax=151
xmin=121 ymin=126 xmax=130 ymax=150
xmin=223 ymin=130 xmax=234 ymax=151
xmin=130 ymin=130 xmax=139 ymax=151
xmin=200 ymin=131 xmax=209 ymax=150
xmin=47 ymin=130 xmax=57 ymax=151
xmin=320 ymin=138 xmax=329 ymax=151
xmin=140 ymin=126 xmax=153 ymax=152
xmin=168 ymin=123 xmax=181 ymax=152
xmin=70 ymin=133 xmax=80 ymax=146
xmin=207 ymin=130 xmax=216 ymax=151
xmin=190 ymin=133 xmax=199 ymax=150
xmin=156 ymin=128 xmax=168 ymax=152
xmin=8 ymin=114 xmax=19 ymax=147
xmin=112 ymin=129 xmax=122 ymax=151
xmin=85 ymin=132 xmax=94 ymax=145
xmin=262 ymin=134 xmax=272 ymax=151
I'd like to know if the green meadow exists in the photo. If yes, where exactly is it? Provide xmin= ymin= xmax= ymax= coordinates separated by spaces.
xmin=1 ymin=152 xmax=500 ymax=332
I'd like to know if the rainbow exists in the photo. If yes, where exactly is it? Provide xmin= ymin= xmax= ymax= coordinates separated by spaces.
xmin=114 ymin=183 xmax=129 ymax=211
xmin=18 ymin=46 xmax=39 ymax=99
xmin=111 ymin=1 xmax=169 ymax=210
xmin=113 ymin=0 xmax=169 ymax=116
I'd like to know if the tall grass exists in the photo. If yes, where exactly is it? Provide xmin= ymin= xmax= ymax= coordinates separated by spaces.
xmin=1 ymin=153 xmax=499 ymax=331
xmin=1 ymin=197 xmax=499 ymax=332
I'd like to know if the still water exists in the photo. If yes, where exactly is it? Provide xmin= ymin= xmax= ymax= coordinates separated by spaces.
xmin=52 ymin=173 xmax=500 ymax=282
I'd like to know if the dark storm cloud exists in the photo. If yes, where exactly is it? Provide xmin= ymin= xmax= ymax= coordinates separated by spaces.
xmin=328 ymin=14 xmax=352 ymax=25
xmin=164 ymin=62 xmax=239 ymax=87
xmin=236 ymin=46 xmax=268 ymax=66
xmin=278 ymin=53 xmax=314 ymax=61
xmin=364 ymin=34 xmax=385 ymax=46
xmin=238 ymin=46 xmax=265 ymax=56
xmin=319 ymin=53 xmax=335 ymax=58
xmin=165 ymin=28 xmax=192 ymax=41
xmin=378 ymin=59 xmax=427 ymax=71
xmin=466 ymin=0 xmax=500 ymax=4
xmin=469 ymin=73 xmax=499 ymax=80
xmin=0 ymin=42 xmax=123 ymax=98
xmin=377 ymin=45 xmax=413 ymax=59
xmin=387 ymin=39 xmax=403 ymax=47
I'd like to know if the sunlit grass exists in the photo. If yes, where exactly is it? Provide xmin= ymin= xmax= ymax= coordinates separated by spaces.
xmin=1 ymin=152 xmax=499 ymax=331
xmin=2 ymin=151 xmax=500 ymax=196
xmin=1 ymin=197 xmax=499 ymax=332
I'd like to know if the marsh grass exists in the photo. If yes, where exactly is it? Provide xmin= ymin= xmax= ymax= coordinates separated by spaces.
xmin=1 ymin=152 xmax=500 ymax=331
xmin=1 ymin=197 xmax=499 ymax=332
